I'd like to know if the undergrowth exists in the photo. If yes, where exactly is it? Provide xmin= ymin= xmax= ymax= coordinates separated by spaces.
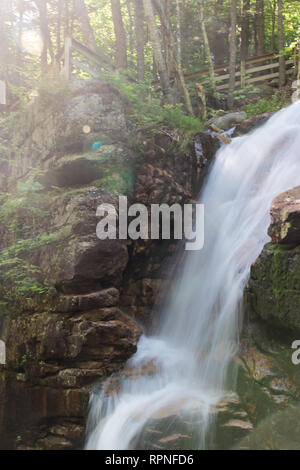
xmin=103 ymin=71 xmax=204 ymax=132
xmin=245 ymin=92 xmax=289 ymax=117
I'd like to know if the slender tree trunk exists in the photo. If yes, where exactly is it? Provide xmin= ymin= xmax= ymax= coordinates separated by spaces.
xmin=271 ymin=0 xmax=276 ymax=52
xmin=0 ymin=2 xmax=10 ymax=82
xmin=142 ymin=0 xmax=173 ymax=104
xmin=198 ymin=0 xmax=216 ymax=92
xmin=153 ymin=0 xmax=194 ymax=115
xmin=228 ymin=0 xmax=237 ymax=108
xmin=65 ymin=0 xmax=70 ymax=36
xmin=174 ymin=0 xmax=182 ymax=102
xmin=240 ymin=0 xmax=250 ymax=88
xmin=111 ymin=0 xmax=127 ymax=69
xmin=56 ymin=0 xmax=62 ymax=61
xmin=175 ymin=0 xmax=182 ymax=65
xmin=153 ymin=53 xmax=158 ymax=81
xmin=126 ymin=0 xmax=134 ymax=57
xmin=134 ymin=0 xmax=145 ymax=81
xmin=17 ymin=1 xmax=25 ymax=67
xmin=74 ymin=0 xmax=97 ymax=52
xmin=255 ymin=0 xmax=265 ymax=56
xmin=278 ymin=0 xmax=285 ymax=87
xmin=159 ymin=0 xmax=174 ymax=80
xmin=34 ymin=0 xmax=55 ymax=73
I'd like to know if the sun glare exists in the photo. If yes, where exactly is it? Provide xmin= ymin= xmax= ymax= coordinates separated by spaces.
xmin=21 ymin=30 xmax=43 ymax=56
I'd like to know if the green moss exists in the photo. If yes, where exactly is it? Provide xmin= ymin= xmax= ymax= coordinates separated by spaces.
xmin=249 ymin=244 xmax=300 ymax=331
xmin=95 ymin=166 xmax=135 ymax=194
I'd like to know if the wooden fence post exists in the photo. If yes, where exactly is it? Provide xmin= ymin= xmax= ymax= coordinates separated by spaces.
xmin=64 ymin=37 xmax=73 ymax=81
xmin=0 ymin=80 xmax=6 ymax=105
xmin=240 ymin=60 xmax=246 ymax=88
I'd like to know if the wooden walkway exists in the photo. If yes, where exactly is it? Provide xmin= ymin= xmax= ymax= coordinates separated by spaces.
xmin=59 ymin=37 xmax=296 ymax=92
xmin=198 ymin=54 xmax=295 ymax=91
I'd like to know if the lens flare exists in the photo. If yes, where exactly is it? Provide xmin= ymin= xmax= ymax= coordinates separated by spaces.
xmin=82 ymin=125 xmax=91 ymax=134
xmin=92 ymin=142 xmax=102 ymax=150
xmin=21 ymin=30 xmax=43 ymax=56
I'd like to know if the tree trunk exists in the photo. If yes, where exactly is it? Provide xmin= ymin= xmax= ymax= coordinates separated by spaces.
xmin=64 ymin=0 xmax=70 ymax=36
xmin=74 ymin=0 xmax=97 ymax=52
xmin=142 ymin=0 xmax=173 ymax=104
xmin=175 ymin=0 xmax=182 ymax=66
xmin=271 ymin=0 xmax=276 ymax=52
xmin=159 ymin=0 xmax=174 ymax=81
xmin=153 ymin=53 xmax=158 ymax=81
xmin=17 ymin=0 xmax=25 ymax=68
xmin=240 ymin=0 xmax=250 ymax=88
xmin=198 ymin=0 xmax=216 ymax=93
xmin=228 ymin=0 xmax=237 ymax=108
xmin=134 ymin=0 xmax=145 ymax=80
xmin=0 ymin=2 xmax=11 ymax=81
xmin=34 ymin=0 xmax=55 ymax=73
xmin=153 ymin=0 xmax=194 ymax=115
xmin=255 ymin=0 xmax=265 ymax=56
xmin=110 ymin=0 xmax=127 ymax=69
xmin=278 ymin=0 xmax=285 ymax=87
xmin=56 ymin=0 xmax=62 ymax=61
xmin=126 ymin=0 xmax=134 ymax=57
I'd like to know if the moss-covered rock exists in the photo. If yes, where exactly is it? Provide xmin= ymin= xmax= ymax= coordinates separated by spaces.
xmin=0 ymin=77 xmax=218 ymax=450
xmin=247 ymin=244 xmax=300 ymax=332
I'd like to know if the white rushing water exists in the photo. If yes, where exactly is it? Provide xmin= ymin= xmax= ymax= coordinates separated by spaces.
xmin=86 ymin=101 xmax=300 ymax=450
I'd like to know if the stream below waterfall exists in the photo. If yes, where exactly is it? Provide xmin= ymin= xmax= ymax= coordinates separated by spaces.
xmin=85 ymin=101 xmax=300 ymax=450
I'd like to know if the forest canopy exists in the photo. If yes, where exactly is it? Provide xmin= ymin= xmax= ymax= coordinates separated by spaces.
xmin=0 ymin=0 xmax=299 ymax=118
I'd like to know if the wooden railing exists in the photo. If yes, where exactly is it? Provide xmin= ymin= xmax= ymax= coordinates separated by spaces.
xmin=59 ymin=37 xmax=103 ymax=80
xmin=59 ymin=37 xmax=296 ymax=92
xmin=202 ymin=55 xmax=296 ymax=91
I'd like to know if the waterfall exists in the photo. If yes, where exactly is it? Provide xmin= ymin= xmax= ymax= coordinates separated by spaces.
xmin=85 ymin=101 xmax=300 ymax=450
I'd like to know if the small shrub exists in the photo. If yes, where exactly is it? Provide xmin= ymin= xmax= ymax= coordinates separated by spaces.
xmin=245 ymin=92 xmax=288 ymax=117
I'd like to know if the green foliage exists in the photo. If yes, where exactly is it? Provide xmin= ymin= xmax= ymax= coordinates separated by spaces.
xmin=0 ymin=184 xmax=69 ymax=306
xmin=245 ymin=93 xmax=288 ymax=118
xmin=97 ymin=166 xmax=135 ymax=195
xmin=0 ymin=231 xmax=66 ymax=302
xmin=233 ymin=83 xmax=260 ymax=101
xmin=0 ymin=186 xmax=49 ymax=235
xmin=104 ymin=71 xmax=203 ymax=132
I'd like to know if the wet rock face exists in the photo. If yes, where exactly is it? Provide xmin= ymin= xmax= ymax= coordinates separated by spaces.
xmin=246 ymin=186 xmax=300 ymax=332
xmin=0 ymin=308 xmax=141 ymax=449
xmin=247 ymin=244 xmax=300 ymax=331
xmin=269 ymin=186 xmax=300 ymax=245
xmin=239 ymin=187 xmax=300 ymax=448
xmin=234 ymin=321 xmax=300 ymax=449
xmin=235 ymin=112 xmax=273 ymax=135
xmin=0 ymin=79 xmax=217 ymax=449
xmin=2 ymin=310 xmax=141 ymax=366
xmin=1 ymin=80 xmax=128 ymax=187
xmin=0 ymin=82 xmax=136 ymax=449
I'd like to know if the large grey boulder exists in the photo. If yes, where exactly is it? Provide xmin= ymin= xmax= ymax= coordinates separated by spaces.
xmin=207 ymin=111 xmax=247 ymax=131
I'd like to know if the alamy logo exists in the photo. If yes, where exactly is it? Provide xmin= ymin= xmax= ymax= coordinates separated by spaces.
xmin=96 ymin=196 xmax=205 ymax=251
xmin=0 ymin=340 xmax=6 ymax=365
xmin=292 ymin=340 xmax=300 ymax=365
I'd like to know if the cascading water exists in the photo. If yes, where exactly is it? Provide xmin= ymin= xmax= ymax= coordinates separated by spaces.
xmin=86 ymin=101 xmax=300 ymax=450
